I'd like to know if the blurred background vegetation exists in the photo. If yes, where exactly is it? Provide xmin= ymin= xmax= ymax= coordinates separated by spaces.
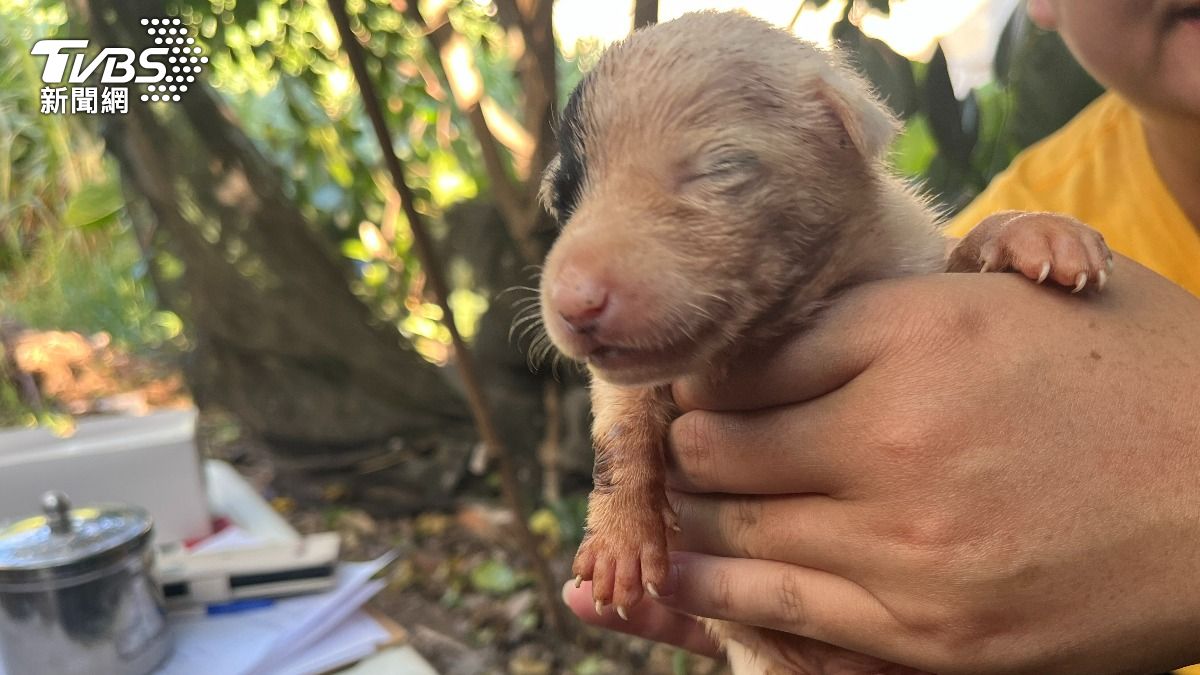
xmin=0 ymin=0 xmax=1103 ymax=669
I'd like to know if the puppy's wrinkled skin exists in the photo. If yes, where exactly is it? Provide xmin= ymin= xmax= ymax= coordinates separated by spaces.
xmin=534 ymin=12 xmax=1111 ymax=674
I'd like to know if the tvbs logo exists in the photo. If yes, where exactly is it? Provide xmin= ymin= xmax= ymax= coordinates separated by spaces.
xmin=32 ymin=17 xmax=207 ymax=114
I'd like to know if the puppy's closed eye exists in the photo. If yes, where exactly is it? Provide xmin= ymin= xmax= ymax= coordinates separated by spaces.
xmin=680 ymin=151 xmax=760 ymax=190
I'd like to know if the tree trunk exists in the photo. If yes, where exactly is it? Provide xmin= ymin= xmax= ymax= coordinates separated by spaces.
xmin=85 ymin=0 xmax=473 ymax=471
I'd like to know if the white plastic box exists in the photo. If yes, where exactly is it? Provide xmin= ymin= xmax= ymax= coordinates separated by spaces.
xmin=0 ymin=409 xmax=211 ymax=544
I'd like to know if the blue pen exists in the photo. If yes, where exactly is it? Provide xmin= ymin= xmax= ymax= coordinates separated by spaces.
xmin=204 ymin=597 xmax=276 ymax=616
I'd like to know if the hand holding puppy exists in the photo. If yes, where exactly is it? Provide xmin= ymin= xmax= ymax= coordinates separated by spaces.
xmin=567 ymin=257 xmax=1200 ymax=674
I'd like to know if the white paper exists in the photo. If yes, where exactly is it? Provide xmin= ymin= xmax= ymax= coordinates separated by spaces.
xmin=154 ymin=551 xmax=396 ymax=675
xmin=265 ymin=610 xmax=392 ymax=675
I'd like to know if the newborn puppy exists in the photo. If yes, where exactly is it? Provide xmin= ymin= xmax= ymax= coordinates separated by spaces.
xmin=535 ymin=11 xmax=1111 ymax=673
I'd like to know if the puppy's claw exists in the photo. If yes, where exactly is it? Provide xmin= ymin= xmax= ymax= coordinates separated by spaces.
xmin=979 ymin=261 xmax=991 ymax=274
xmin=574 ymin=574 xmax=582 ymax=589
xmin=1097 ymin=269 xmax=1108 ymax=291
xmin=616 ymin=605 xmax=629 ymax=621
xmin=1036 ymin=261 xmax=1051 ymax=284
xmin=646 ymin=582 xmax=660 ymax=598
xmin=594 ymin=599 xmax=604 ymax=616
xmin=1106 ymin=257 xmax=1114 ymax=272
xmin=1072 ymin=272 xmax=1088 ymax=293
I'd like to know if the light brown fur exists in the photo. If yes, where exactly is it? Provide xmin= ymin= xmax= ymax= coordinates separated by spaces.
xmin=534 ymin=12 xmax=1110 ymax=674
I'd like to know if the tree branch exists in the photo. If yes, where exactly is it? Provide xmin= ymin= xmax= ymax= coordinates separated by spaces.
xmin=493 ymin=0 xmax=558 ymax=200
xmin=400 ymin=2 xmax=541 ymax=264
xmin=328 ymin=0 xmax=570 ymax=637
xmin=633 ymin=0 xmax=659 ymax=30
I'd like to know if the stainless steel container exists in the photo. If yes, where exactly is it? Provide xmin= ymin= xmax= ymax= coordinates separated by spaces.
xmin=0 ymin=491 xmax=171 ymax=675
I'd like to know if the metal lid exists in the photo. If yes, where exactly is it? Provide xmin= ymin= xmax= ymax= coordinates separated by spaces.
xmin=0 ymin=491 xmax=153 ymax=588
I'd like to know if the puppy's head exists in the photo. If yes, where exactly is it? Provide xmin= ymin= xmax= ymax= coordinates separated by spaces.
xmin=539 ymin=11 xmax=897 ymax=386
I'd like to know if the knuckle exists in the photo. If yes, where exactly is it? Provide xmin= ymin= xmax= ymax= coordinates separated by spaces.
xmin=668 ymin=412 xmax=721 ymax=479
xmin=893 ymin=512 xmax=959 ymax=552
xmin=719 ymin=498 xmax=763 ymax=555
xmin=711 ymin=566 xmax=735 ymax=613
xmin=776 ymin=569 xmax=809 ymax=633
xmin=864 ymin=407 xmax=938 ymax=465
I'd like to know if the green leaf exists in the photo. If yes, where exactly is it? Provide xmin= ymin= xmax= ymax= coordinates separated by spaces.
xmin=469 ymin=558 xmax=520 ymax=595
xmin=63 ymin=178 xmax=123 ymax=230
xmin=672 ymin=650 xmax=689 ymax=675
xmin=890 ymin=114 xmax=936 ymax=177
xmin=341 ymin=239 xmax=371 ymax=262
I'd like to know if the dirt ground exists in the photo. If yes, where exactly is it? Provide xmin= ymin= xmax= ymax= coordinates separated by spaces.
xmin=0 ymin=327 xmax=725 ymax=675
xmin=217 ymin=427 xmax=726 ymax=675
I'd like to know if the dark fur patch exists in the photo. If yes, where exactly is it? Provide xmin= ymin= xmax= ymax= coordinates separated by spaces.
xmin=552 ymin=75 xmax=590 ymax=223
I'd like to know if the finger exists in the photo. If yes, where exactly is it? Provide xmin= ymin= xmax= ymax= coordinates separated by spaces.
xmin=669 ymin=492 xmax=865 ymax=573
xmin=671 ymin=278 xmax=922 ymax=412
xmin=666 ymin=401 xmax=863 ymax=495
xmin=729 ymin=629 xmax=929 ymax=675
xmin=562 ymin=580 xmax=720 ymax=658
xmin=655 ymin=552 xmax=904 ymax=662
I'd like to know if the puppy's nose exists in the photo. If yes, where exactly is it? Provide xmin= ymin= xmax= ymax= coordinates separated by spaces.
xmin=551 ymin=265 xmax=610 ymax=333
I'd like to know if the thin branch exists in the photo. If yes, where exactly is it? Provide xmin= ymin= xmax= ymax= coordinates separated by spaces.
xmin=633 ymin=0 xmax=658 ymax=30
xmin=327 ymin=0 xmax=570 ymax=638
xmin=787 ymin=0 xmax=808 ymax=32
xmin=494 ymin=0 xmax=558 ymax=195
xmin=400 ymin=3 xmax=541 ymax=264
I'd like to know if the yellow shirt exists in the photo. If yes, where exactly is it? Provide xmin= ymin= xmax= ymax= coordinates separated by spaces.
xmin=949 ymin=92 xmax=1200 ymax=675
xmin=946 ymin=92 xmax=1200 ymax=298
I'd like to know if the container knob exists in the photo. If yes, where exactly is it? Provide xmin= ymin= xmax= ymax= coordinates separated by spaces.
xmin=41 ymin=490 xmax=73 ymax=535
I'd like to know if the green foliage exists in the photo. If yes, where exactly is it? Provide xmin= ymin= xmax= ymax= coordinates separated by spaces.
xmin=468 ymin=557 xmax=523 ymax=595
xmin=0 ymin=4 xmax=177 ymax=349
xmin=833 ymin=4 xmax=1102 ymax=213
xmin=0 ymin=3 xmax=185 ymax=426
xmin=0 ymin=0 xmax=1105 ymax=429
xmin=62 ymin=177 xmax=124 ymax=229
xmin=161 ymin=0 xmax=547 ymax=357
xmin=0 ymin=3 xmax=78 ymax=270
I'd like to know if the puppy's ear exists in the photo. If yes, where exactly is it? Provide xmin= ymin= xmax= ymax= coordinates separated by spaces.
xmin=818 ymin=60 xmax=899 ymax=160
xmin=538 ymin=154 xmax=563 ymax=220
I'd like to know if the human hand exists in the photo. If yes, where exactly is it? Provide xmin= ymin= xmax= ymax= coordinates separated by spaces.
xmin=574 ymin=257 xmax=1200 ymax=674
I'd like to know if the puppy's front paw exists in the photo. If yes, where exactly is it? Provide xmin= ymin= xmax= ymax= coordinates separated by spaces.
xmin=954 ymin=212 xmax=1114 ymax=292
xmin=572 ymin=490 xmax=673 ymax=618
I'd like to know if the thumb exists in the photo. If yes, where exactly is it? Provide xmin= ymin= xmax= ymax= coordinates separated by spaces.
xmin=671 ymin=277 xmax=923 ymax=412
